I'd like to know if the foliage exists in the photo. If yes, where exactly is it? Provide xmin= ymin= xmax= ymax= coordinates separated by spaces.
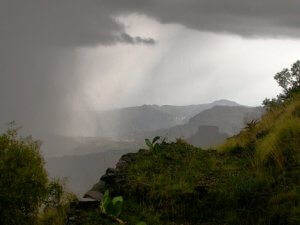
xmin=100 ymin=190 xmax=124 ymax=218
xmin=39 ymin=179 xmax=77 ymax=225
xmin=136 ymin=222 xmax=147 ymax=225
xmin=39 ymin=208 xmax=67 ymax=225
xmin=44 ymin=179 xmax=65 ymax=208
xmin=144 ymin=136 xmax=160 ymax=151
xmin=263 ymin=60 xmax=300 ymax=108
xmin=0 ymin=124 xmax=76 ymax=225
xmin=244 ymin=119 xmax=258 ymax=131
xmin=0 ymin=124 xmax=48 ymax=225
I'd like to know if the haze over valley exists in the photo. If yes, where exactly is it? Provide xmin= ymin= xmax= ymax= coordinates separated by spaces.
xmin=45 ymin=99 xmax=264 ymax=195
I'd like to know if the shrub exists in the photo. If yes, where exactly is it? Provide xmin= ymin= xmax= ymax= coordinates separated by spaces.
xmin=145 ymin=136 xmax=160 ymax=151
xmin=0 ymin=125 xmax=48 ymax=225
xmin=39 ymin=179 xmax=77 ymax=225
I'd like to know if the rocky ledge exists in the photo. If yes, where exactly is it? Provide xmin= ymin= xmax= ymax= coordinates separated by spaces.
xmin=67 ymin=150 xmax=145 ymax=224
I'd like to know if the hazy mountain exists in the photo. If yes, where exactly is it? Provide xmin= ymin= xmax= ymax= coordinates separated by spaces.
xmin=151 ymin=99 xmax=239 ymax=121
xmin=189 ymin=105 xmax=265 ymax=135
xmin=143 ymin=105 xmax=264 ymax=145
xmin=93 ymin=99 xmax=240 ymax=138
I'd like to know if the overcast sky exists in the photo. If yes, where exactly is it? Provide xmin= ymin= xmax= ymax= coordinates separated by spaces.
xmin=1 ymin=0 xmax=300 ymax=137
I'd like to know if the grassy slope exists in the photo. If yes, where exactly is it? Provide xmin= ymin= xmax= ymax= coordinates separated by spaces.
xmin=83 ymin=95 xmax=300 ymax=225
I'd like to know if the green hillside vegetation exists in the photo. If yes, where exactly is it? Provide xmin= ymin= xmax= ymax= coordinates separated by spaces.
xmin=79 ymin=61 xmax=300 ymax=225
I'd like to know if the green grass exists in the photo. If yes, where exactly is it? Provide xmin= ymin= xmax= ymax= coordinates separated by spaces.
xmin=108 ymin=139 xmax=268 ymax=224
xmin=256 ymin=117 xmax=300 ymax=170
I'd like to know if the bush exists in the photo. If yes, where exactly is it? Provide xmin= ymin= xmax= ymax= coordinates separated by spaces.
xmin=39 ymin=178 xmax=77 ymax=225
xmin=0 ymin=125 xmax=48 ymax=225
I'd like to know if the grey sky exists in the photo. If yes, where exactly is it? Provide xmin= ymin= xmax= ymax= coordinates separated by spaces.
xmin=104 ymin=0 xmax=300 ymax=38
xmin=0 ymin=0 xmax=300 ymax=139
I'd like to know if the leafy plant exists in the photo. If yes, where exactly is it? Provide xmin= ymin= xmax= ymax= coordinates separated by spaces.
xmin=136 ymin=222 xmax=147 ymax=225
xmin=244 ymin=119 xmax=258 ymax=131
xmin=100 ymin=190 xmax=124 ymax=218
xmin=44 ymin=179 xmax=64 ymax=209
xmin=145 ymin=136 xmax=160 ymax=151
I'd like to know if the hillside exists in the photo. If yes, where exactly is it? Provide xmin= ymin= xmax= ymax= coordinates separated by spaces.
xmin=72 ymin=94 xmax=300 ymax=225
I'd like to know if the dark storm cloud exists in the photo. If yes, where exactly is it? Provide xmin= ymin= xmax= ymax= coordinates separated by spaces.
xmin=104 ymin=0 xmax=300 ymax=37
xmin=0 ymin=0 xmax=299 ymax=157
xmin=0 ymin=0 xmax=155 ymax=140
xmin=2 ymin=0 xmax=297 ymax=49
xmin=119 ymin=32 xmax=156 ymax=45
xmin=0 ymin=0 xmax=298 ymax=54
xmin=0 ymin=0 xmax=155 ymax=47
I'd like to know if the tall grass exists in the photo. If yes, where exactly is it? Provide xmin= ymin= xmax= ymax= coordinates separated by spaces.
xmin=256 ymin=117 xmax=300 ymax=170
xmin=219 ymin=97 xmax=300 ymax=166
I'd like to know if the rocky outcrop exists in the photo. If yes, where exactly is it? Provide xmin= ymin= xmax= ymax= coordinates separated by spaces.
xmin=67 ymin=151 xmax=143 ymax=224
xmin=83 ymin=150 xmax=145 ymax=200
xmin=187 ymin=125 xmax=228 ymax=148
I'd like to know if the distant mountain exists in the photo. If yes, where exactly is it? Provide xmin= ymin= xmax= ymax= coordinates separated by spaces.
xmin=151 ymin=99 xmax=239 ymax=122
xmin=142 ymin=105 xmax=264 ymax=147
xmin=189 ymin=105 xmax=264 ymax=136
xmin=93 ymin=99 xmax=240 ymax=138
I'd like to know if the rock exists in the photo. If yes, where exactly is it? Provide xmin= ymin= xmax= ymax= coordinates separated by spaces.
xmin=83 ymin=152 xmax=140 ymax=198
xmin=83 ymin=190 xmax=103 ymax=201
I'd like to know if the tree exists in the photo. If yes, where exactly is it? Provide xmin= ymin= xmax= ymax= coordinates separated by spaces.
xmin=263 ymin=60 xmax=300 ymax=107
xmin=0 ymin=124 xmax=48 ymax=225
xmin=274 ymin=60 xmax=300 ymax=98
